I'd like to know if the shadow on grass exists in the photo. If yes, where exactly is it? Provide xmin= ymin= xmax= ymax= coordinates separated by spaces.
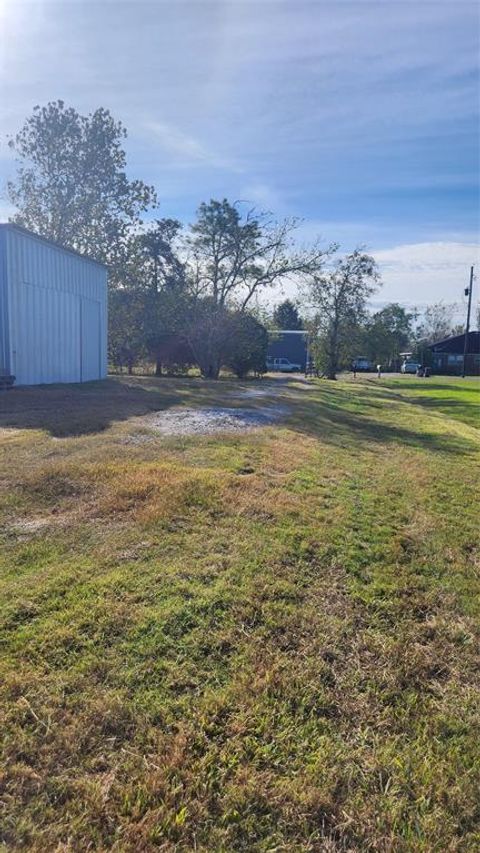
xmin=281 ymin=382 xmax=479 ymax=457
xmin=0 ymin=375 xmax=286 ymax=438
xmin=0 ymin=375 xmax=477 ymax=456
xmin=401 ymin=396 xmax=479 ymax=427
xmin=382 ymin=380 xmax=479 ymax=394
xmin=371 ymin=379 xmax=480 ymax=426
xmin=391 ymin=394 xmax=478 ymax=429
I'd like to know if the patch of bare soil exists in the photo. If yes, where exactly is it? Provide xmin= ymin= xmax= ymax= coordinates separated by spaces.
xmin=9 ymin=517 xmax=52 ymax=536
xmin=227 ymin=387 xmax=275 ymax=399
xmin=140 ymin=406 xmax=286 ymax=436
xmin=8 ymin=510 xmax=82 ymax=539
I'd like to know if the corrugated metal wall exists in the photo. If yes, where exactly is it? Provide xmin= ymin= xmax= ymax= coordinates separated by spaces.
xmin=1 ymin=225 xmax=107 ymax=386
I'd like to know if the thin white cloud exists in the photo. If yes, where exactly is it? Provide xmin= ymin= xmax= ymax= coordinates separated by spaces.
xmin=373 ymin=242 xmax=480 ymax=306
xmin=144 ymin=119 xmax=243 ymax=173
xmin=261 ymin=240 xmax=480 ymax=318
xmin=239 ymin=182 xmax=285 ymax=212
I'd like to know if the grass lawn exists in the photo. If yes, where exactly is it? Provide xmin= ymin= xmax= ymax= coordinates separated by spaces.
xmin=0 ymin=374 xmax=479 ymax=851
xmin=375 ymin=375 xmax=480 ymax=428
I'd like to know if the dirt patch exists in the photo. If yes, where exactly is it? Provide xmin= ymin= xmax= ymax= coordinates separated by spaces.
xmin=228 ymin=387 xmax=275 ymax=399
xmin=8 ymin=509 xmax=82 ymax=539
xmin=140 ymin=406 xmax=286 ymax=436
xmin=9 ymin=517 xmax=52 ymax=536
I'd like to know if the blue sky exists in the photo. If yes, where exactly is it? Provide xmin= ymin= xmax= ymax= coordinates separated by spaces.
xmin=0 ymin=0 xmax=479 ymax=312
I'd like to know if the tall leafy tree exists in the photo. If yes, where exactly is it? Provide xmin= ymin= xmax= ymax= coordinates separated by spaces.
xmin=183 ymin=299 xmax=234 ymax=380
xmin=303 ymin=248 xmax=380 ymax=379
xmin=224 ymin=313 xmax=268 ymax=378
xmin=108 ymin=289 xmax=149 ymax=374
xmin=363 ymin=303 xmax=414 ymax=367
xmin=115 ymin=219 xmax=188 ymax=375
xmin=273 ymin=299 xmax=304 ymax=329
xmin=7 ymin=101 xmax=157 ymax=279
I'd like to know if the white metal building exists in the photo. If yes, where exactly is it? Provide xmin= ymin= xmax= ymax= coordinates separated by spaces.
xmin=0 ymin=224 xmax=107 ymax=386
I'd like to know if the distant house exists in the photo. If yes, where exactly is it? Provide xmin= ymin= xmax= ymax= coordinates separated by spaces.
xmin=267 ymin=330 xmax=309 ymax=370
xmin=427 ymin=331 xmax=480 ymax=376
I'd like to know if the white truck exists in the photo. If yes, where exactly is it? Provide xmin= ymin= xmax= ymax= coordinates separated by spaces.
xmin=266 ymin=356 xmax=302 ymax=373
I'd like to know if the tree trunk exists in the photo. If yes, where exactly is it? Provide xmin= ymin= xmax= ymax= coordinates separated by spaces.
xmin=326 ymin=324 xmax=338 ymax=379
xmin=155 ymin=358 xmax=162 ymax=377
xmin=202 ymin=363 xmax=220 ymax=380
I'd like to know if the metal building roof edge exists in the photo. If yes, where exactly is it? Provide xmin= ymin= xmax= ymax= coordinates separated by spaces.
xmin=0 ymin=223 xmax=108 ymax=269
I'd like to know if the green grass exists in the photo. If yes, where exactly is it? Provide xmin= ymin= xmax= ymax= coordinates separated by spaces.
xmin=0 ymin=374 xmax=479 ymax=850
xmin=375 ymin=375 xmax=480 ymax=428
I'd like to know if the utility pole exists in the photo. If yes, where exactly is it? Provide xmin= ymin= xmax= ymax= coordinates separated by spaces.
xmin=462 ymin=265 xmax=474 ymax=378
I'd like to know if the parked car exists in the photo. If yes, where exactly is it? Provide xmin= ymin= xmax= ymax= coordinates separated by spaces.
xmin=267 ymin=357 xmax=302 ymax=373
xmin=401 ymin=361 xmax=421 ymax=374
xmin=352 ymin=357 xmax=372 ymax=372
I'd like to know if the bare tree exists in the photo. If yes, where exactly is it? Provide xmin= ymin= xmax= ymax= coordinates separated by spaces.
xmin=415 ymin=302 xmax=462 ymax=345
xmin=185 ymin=199 xmax=328 ymax=311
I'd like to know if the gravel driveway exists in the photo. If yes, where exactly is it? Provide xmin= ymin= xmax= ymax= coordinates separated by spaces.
xmin=143 ymin=404 xmax=286 ymax=436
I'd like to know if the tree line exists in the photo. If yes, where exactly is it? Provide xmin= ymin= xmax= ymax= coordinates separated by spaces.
xmin=6 ymin=101 xmax=466 ymax=380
